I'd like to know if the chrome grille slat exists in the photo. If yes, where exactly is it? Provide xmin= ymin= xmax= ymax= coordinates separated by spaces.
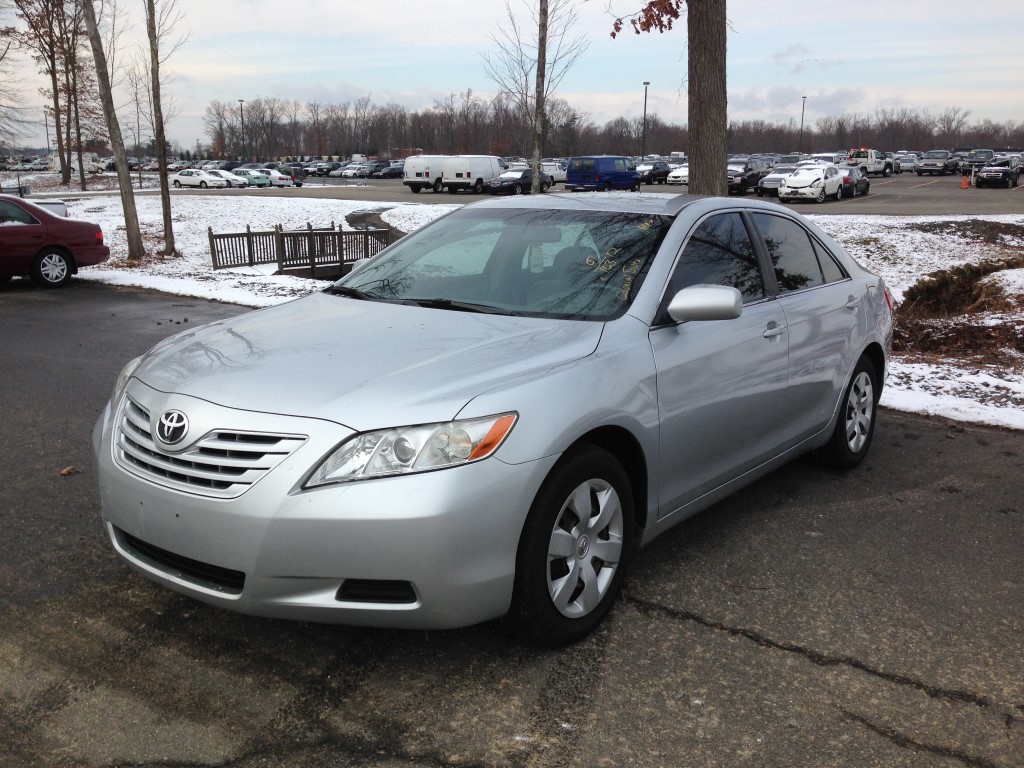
xmin=113 ymin=396 xmax=307 ymax=499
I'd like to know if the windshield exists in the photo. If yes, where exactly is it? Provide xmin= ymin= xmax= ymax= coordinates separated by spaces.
xmin=497 ymin=171 xmax=525 ymax=179
xmin=967 ymin=150 xmax=994 ymax=160
xmin=923 ymin=151 xmax=947 ymax=159
xmin=334 ymin=207 xmax=672 ymax=321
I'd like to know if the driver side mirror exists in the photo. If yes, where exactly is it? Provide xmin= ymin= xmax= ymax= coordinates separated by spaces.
xmin=667 ymin=285 xmax=743 ymax=322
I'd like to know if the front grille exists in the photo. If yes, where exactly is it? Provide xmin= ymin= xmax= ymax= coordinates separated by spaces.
xmin=114 ymin=397 xmax=306 ymax=498
xmin=118 ymin=528 xmax=245 ymax=594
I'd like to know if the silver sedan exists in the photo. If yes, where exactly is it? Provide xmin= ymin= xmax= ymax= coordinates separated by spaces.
xmin=93 ymin=193 xmax=893 ymax=645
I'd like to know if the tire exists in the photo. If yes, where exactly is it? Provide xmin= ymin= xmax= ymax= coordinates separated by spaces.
xmin=815 ymin=189 xmax=826 ymax=204
xmin=199 ymin=181 xmax=208 ymax=188
xmin=433 ymin=179 xmax=443 ymax=193
xmin=882 ymin=166 xmax=892 ymax=178
xmin=409 ymin=185 xmax=421 ymax=194
xmin=31 ymin=248 xmax=73 ymax=288
xmin=916 ymin=172 xmax=923 ymax=177
xmin=511 ymin=446 xmax=634 ymax=646
xmin=631 ymin=182 xmax=640 ymax=192
xmin=473 ymin=178 xmax=483 ymax=194
xmin=818 ymin=356 xmax=878 ymax=470
xmin=835 ymin=184 xmax=843 ymax=201
xmin=540 ymin=181 xmax=550 ymax=193
xmin=603 ymin=182 xmax=612 ymax=192
xmin=514 ymin=184 xmax=524 ymax=195
xmin=173 ymin=180 xmax=181 ymax=188
xmin=862 ymin=183 xmax=869 ymax=196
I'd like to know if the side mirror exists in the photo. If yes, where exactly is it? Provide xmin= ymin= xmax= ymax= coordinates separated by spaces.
xmin=667 ymin=285 xmax=743 ymax=322
xmin=347 ymin=257 xmax=372 ymax=275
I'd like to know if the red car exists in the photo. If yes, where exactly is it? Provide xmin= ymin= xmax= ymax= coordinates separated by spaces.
xmin=0 ymin=194 xmax=110 ymax=287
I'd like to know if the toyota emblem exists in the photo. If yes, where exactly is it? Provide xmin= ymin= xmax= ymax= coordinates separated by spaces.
xmin=157 ymin=410 xmax=189 ymax=445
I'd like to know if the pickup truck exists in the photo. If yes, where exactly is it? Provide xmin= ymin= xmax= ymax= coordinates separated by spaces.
xmin=846 ymin=148 xmax=894 ymax=177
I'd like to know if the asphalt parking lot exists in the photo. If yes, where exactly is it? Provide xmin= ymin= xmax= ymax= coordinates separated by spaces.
xmin=1 ymin=184 xmax=1022 ymax=767
xmin=100 ymin=165 xmax=1024 ymax=216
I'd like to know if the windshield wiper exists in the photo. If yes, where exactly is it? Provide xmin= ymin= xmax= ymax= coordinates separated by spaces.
xmin=406 ymin=298 xmax=517 ymax=316
xmin=324 ymin=285 xmax=372 ymax=300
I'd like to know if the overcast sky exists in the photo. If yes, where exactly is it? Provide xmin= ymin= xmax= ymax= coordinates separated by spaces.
xmin=8 ymin=0 xmax=1023 ymax=151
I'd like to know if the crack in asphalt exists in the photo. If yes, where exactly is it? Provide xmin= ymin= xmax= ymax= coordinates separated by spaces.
xmin=838 ymin=707 xmax=1003 ymax=768
xmin=625 ymin=594 xmax=994 ymax=708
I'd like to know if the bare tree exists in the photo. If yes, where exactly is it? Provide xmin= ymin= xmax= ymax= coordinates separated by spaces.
xmin=483 ymin=0 xmax=589 ymax=191
xmin=612 ymin=0 xmax=727 ymax=196
xmin=144 ymin=0 xmax=185 ymax=256
xmin=82 ymin=0 xmax=145 ymax=259
xmin=0 ymin=0 xmax=30 ymax=146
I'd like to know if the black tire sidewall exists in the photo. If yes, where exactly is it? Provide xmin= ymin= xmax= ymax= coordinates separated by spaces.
xmin=511 ymin=445 xmax=635 ymax=646
xmin=820 ymin=356 xmax=879 ymax=470
xmin=32 ymin=249 xmax=72 ymax=288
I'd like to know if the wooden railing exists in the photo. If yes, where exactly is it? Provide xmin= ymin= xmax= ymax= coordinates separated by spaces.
xmin=208 ymin=222 xmax=389 ymax=278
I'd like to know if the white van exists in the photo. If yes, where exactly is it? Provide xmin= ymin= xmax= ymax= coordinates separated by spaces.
xmin=441 ymin=155 xmax=507 ymax=194
xmin=403 ymin=155 xmax=449 ymax=193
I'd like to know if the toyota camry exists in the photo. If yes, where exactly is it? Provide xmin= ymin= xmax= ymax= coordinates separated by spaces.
xmin=93 ymin=193 xmax=893 ymax=645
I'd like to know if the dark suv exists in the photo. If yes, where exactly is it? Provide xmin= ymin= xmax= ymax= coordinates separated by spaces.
xmin=363 ymin=160 xmax=392 ymax=176
xmin=959 ymin=149 xmax=996 ymax=176
xmin=726 ymin=157 xmax=768 ymax=194
xmin=637 ymin=160 xmax=671 ymax=185
xmin=975 ymin=155 xmax=1020 ymax=188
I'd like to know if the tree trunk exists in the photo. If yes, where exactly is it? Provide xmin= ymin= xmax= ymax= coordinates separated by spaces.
xmin=530 ymin=0 xmax=548 ymax=194
xmin=687 ymin=0 xmax=727 ymax=197
xmin=146 ymin=0 xmax=176 ymax=256
xmin=81 ymin=0 xmax=145 ymax=260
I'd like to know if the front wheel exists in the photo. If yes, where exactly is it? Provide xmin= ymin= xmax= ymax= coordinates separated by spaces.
xmin=835 ymin=184 xmax=843 ymax=201
xmin=815 ymin=189 xmax=826 ymax=203
xmin=31 ymin=248 xmax=73 ymax=288
xmin=199 ymin=181 xmax=208 ymax=188
xmin=818 ymin=357 xmax=878 ymax=469
xmin=511 ymin=446 xmax=634 ymax=646
xmin=173 ymin=180 xmax=181 ymax=188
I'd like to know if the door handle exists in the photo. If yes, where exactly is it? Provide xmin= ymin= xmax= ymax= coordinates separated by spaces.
xmin=763 ymin=321 xmax=786 ymax=338
xmin=846 ymin=295 xmax=861 ymax=310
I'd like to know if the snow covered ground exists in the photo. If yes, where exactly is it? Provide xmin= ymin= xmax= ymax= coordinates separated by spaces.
xmin=17 ymin=189 xmax=1024 ymax=431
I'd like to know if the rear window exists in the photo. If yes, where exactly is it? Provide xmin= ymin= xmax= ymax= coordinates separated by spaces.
xmin=569 ymin=158 xmax=595 ymax=172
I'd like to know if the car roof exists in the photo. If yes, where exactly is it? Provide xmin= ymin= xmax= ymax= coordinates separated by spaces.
xmin=464 ymin=191 xmax=731 ymax=219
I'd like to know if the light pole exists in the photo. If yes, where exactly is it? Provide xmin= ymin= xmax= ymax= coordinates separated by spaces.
xmin=238 ymin=99 xmax=246 ymax=160
xmin=798 ymin=95 xmax=807 ymax=155
xmin=641 ymin=81 xmax=650 ymax=159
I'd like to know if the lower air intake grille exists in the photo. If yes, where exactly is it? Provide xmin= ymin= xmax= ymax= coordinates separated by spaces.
xmin=118 ymin=528 xmax=245 ymax=594
xmin=336 ymin=579 xmax=417 ymax=604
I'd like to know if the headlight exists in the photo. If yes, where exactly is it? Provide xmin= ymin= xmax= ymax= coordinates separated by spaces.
xmin=111 ymin=355 xmax=144 ymax=405
xmin=306 ymin=412 xmax=517 ymax=488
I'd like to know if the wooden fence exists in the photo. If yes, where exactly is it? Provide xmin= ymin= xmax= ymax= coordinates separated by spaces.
xmin=208 ymin=222 xmax=390 ymax=279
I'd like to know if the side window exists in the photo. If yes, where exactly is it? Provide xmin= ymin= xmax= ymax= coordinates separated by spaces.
xmin=0 ymin=201 xmax=38 ymax=225
xmin=812 ymin=239 xmax=847 ymax=284
xmin=667 ymin=213 xmax=765 ymax=304
xmin=750 ymin=213 xmax=825 ymax=293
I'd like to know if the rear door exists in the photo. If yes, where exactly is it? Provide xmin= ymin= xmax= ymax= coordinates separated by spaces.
xmin=0 ymin=199 xmax=45 ymax=272
xmin=749 ymin=211 xmax=860 ymax=441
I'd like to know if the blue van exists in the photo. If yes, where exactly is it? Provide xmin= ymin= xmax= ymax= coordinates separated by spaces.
xmin=565 ymin=155 xmax=641 ymax=191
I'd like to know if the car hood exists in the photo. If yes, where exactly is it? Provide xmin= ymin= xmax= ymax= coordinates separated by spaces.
xmin=783 ymin=173 xmax=821 ymax=188
xmin=133 ymin=293 xmax=603 ymax=430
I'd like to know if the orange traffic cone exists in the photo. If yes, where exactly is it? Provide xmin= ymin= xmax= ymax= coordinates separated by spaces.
xmin=961 ymin=174 xmax=970 ymax=189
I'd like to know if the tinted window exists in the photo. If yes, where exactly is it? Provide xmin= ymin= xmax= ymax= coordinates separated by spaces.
xmin=0 ymin=201 xmax=38 ymax=225
xmin=667 ymin=213 xmax=765 ymax=303
xmin=751 ymin=213 xmax=825 ymax=293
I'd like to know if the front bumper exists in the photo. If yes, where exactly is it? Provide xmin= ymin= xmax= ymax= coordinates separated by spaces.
xmin=93 ymin=383 xmax=556 ymax=630
xmin=778 ymin=185 xmax=823 ymax=200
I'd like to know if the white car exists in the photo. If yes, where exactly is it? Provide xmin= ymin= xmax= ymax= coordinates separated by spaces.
xmin=170 ymin=169 xmax=228 ymax=189
xmin=541 ymin=162 xmax=566 ymax=183
xmin=253 ymin=168 xmax=294 ymax=187
xmin=206 ymin=169 xmax=250 ymax=188
xmin=778 ymin=163 xmax=844 ymax=203
xmin=341 ymin=164 xmax=368 ymax=178
xmin=666 ymin=164 xmax=689 ymax=185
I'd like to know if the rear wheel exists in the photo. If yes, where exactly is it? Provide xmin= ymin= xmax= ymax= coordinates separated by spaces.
xmin=31 ymin=248 xmax=73 ymax=288
xmin=603 ymin=182 xmax=612 ymax=192
xmin=173 ymin=180 xmax=181 ymax=188
xmin=433 ymin=179 xmax=443 ymax=193
xmin=409 ymin=185 xmax=421 ymax=193
xmin=818 ymin=356 xmax=878 ymax=470
xmin=511 ymin=446 xmax=634 ymax=646
xmin=199 ymin=181 xmax=208 ymax=188
xmin=473 ymin=178 xmax=483 ymax=194
xmin=835 ymin=184 xmax=843 ymax=201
